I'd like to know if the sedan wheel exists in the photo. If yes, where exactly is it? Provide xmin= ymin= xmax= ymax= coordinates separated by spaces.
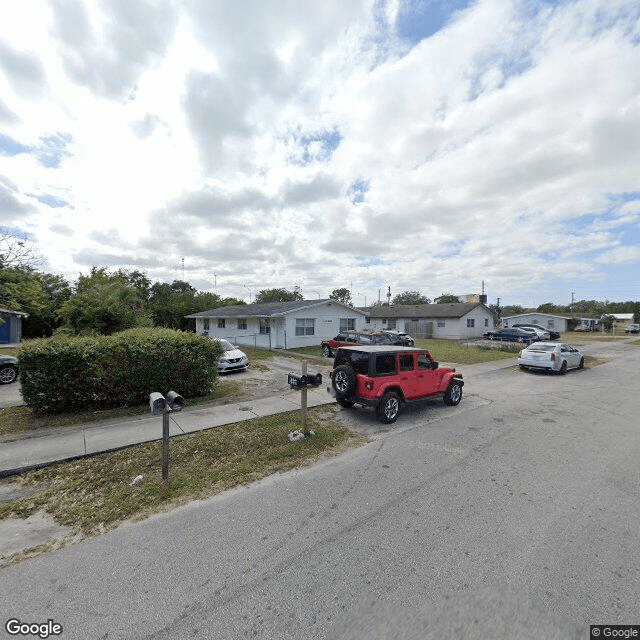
xmin=0 ymin=366 xmax=17 ymax=384
xmin=558 ymin=361 xmax=567 ymax=375
xmin=321 ymin=345 xmax=332 ymax=358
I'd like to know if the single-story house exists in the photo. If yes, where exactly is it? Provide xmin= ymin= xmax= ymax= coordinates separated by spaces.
xmin=186 ymin=299 xmax=367 ymax=350
xmin=0 ymin=307 xmax=28 ymax=344
xmin=501 ymin=312 xmax=572 ymax=333
xmin=361 ymin=303 xmax=498 ymax=340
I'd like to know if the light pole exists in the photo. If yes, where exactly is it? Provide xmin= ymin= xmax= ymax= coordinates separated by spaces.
xmin=244 ymin=285 xmax=253 ymax=303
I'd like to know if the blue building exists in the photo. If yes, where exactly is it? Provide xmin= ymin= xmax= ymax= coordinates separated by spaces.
xmin=0 ymin=308 xmax=28 ymax=344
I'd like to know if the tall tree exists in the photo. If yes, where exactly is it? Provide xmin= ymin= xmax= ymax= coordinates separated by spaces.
xmin=392 ymin=290 xmax=431 ymax=305
xmin=254 ymin=288 xmax=303 ymax=304
xmin=435 ymin=293 xmax=461 ymax=303
xmin=0 ymin=227 xmax=42 ymax=270
xmin=329 ymin=288 xmax=352 ymax=306
xmin=58 ymin=267 xmax=151 ymax=334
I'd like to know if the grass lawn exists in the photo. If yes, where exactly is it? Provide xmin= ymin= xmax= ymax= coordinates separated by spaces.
xmin=0 ymin=406 xmax=366 ymax=539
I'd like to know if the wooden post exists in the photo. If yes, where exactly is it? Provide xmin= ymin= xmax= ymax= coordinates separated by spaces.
xmin=162 ymin=410 xmax=170 ymax=482
xmin=301 ymin=360 xmax=309 ymax=435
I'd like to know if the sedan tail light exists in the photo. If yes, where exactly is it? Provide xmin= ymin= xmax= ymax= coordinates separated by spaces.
xmin=551 ymin=353 xmax=556 ymax=361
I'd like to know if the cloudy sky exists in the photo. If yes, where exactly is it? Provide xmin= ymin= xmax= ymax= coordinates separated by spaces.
xmin=1 ymin=0 xmax=639 ymax=308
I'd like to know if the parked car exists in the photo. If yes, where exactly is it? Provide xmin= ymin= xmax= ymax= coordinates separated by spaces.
xmin=381 ymin=330 xmax=415 ymax=346
xmin=517 ymin=342 xmax=584 ymax=374
xmin=517 ymin=326 xmax=551 ymax=341
xmin=483 ymin=327 xmax=537 ymax=343
xmin=0 ymin=355 xmax=18 ymax=384
xmin=512 ymin=323 xmax=560 ymax=340
xmin=321 ymin=331 xmax=394 ymax=357
xmin=624 ymin=324 xmax=640 ymax=334
xmin=211 ymin=339 xmax=249 ymax=373
xmin=328 ymin=345 xmax=464 ymax=423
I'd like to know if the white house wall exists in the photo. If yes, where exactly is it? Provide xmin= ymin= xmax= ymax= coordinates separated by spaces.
xmin=366 ymin=309 xmax=494 ymax=339
xmin=194 ymin=302 xmax=365 ymax=350
xmin=502 ymin=313 xmax=570 ymax=332
xmin=284 ymin=304 xmax=365 ymax=349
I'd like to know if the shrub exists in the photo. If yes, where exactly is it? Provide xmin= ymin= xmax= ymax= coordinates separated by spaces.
xmin=19 ymin=328 xmax=223 ymax=413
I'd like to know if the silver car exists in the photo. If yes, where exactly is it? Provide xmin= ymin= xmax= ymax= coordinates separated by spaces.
xmin=212 ymin=339 xmax=249 ymax=373
xmin=518 ymin=326 xmax=551 ymax=341
xmin=518 ymin=342 xmax=584 ymax=374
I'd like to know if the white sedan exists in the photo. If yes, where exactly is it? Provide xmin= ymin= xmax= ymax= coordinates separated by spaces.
xmin=212 ymin=338 xmax=249 ymax=373
xmin=517 ymin=342 xmax=584 ymax=374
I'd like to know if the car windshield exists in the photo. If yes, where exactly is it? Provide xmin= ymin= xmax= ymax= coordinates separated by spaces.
xmin=218 ymin=339 xmax=235 ymax=351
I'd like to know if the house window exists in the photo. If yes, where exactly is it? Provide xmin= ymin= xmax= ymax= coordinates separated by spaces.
xmin=437 ymin=320 xmax=445 ymax=328
xmin=203 ymin=319 xmax=209 ymax=331
xmin=340 ymin=318 xmax=355 ymax=332
xmin=237 ymin=319 xmax=247 ymax=330
xmin=484 ymin=318 xmax=489 ymax=327
xmin=218 ymin=319 xmax=225 ymax=329
xmin=365 ymin=316 xmax=370 ymax=324
xmin=259 ymin=318 xmax=270 ymax=334
xmin=387 ymin=319 xmax=396 ymax=329
xmin=467 ymin=319 xmax=475 ymax=328
xmin=295 ymin=318 xmax=315 ymax=336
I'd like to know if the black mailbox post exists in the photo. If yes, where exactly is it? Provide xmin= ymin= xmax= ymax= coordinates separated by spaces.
xmin=149 ymin=390 xmax=184 ymax=482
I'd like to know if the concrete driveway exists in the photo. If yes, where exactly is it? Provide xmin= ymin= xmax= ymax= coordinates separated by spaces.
xmin=0 ymin=379 xmax=22 ymax=407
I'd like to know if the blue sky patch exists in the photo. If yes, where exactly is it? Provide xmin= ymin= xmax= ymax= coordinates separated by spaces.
xmin=289 ymin=128 xmax=342 ymax=166
xmin=35 ymin=194 xmax=70 ymax=208
xmin=0 ymin=131 xmax=72 ymax=168
xmin=348 ymin=180 xmax=370 ymax=204
xmin=395 ymin=0 xmax=476 ymax=45
xmin=357 ymin=256 xmax=383 ymax=267
xmin=0 ymin=132 xmax=30 ymax=157
xmin=35 ymin=132 xmax=73 ymax=168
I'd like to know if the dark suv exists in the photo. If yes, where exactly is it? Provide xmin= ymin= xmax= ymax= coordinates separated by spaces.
xmin=328 ymin=345 xmax=464 ymax=423
xmin=321 ymin=330 xmax=394 ymax=358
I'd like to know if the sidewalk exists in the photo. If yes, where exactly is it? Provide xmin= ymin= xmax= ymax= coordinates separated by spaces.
xmin=0 ymin=387 xmax=334 ymax=477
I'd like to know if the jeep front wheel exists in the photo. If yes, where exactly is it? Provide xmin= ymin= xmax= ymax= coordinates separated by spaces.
xmin=377 ymin=391 xmax=401 ymax=424
xmin=444 ymin=381 xmax=462 ymax=406
xmin=332 ymin=364 xmax=356 ymax=397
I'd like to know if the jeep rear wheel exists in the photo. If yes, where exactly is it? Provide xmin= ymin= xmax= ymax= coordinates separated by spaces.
xmin=332 ymin=364 xmax=356 ymax=397
xmin=377 ymin=391 xmax=401 ymax=424
xmin=444 ymin=381 xmax=462 ymax=406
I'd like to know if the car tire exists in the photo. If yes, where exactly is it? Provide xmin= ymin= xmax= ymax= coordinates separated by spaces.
xmin=444 ymin=381 xmax=463 ymax=406
xmin=578 ymin=357 xmax=584 ymax=369
xmin=332 ymin=364 xmax=356 ymax=397
xmin=407 ymin=340 xmax=414 ymax=347
xmin=377 ymin=391 xmax=401 ymax=424
xmin=321 ymin=345 xmax=332 ymax=358
xmin=337 ymin=396 xmax=356 ymax=408
xmin=0 ymin=365 xmax=17 ymax=384
xmin=558 ymin=361 xmax=567 ymax=375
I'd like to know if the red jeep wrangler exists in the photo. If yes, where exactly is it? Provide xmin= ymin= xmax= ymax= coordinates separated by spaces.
xmin=328 ymin=345 xmax=464 ymax=423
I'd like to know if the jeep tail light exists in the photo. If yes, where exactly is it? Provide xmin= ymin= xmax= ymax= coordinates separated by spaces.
xmin=365 ymin=380 xmax=374 ymax=391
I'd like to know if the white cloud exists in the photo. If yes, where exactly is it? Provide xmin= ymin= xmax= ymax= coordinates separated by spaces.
xmin=0 ymin=0 xmax=639 ymax=305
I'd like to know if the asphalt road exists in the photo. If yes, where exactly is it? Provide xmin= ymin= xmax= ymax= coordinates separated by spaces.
xmin=1 ymin=340 xmax=638 ymax=640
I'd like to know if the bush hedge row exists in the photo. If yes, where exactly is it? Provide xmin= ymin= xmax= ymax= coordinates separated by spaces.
xmin=18 ymin=328 xmax=223 ymax=413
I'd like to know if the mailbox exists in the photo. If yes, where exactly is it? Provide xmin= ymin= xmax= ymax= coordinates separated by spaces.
xmin=149 ymin=392 xmax=167 ymax=416
xmin=165 ymin=390 xmax=184 ymax=411
xmin=287 ymin=372 xmax=322 ymax=389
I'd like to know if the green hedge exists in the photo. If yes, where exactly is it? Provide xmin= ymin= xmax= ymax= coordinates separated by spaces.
xmin=18 ymin=328 xmax=223 ymax=413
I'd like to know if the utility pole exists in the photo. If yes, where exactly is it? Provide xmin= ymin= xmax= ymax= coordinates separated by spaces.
xmin=571 ymin=292 xmax=575 ymax=311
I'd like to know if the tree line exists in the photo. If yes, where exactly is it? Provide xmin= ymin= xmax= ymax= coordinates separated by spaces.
xmin=2 ymin=228 xmax=638 ymax=337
